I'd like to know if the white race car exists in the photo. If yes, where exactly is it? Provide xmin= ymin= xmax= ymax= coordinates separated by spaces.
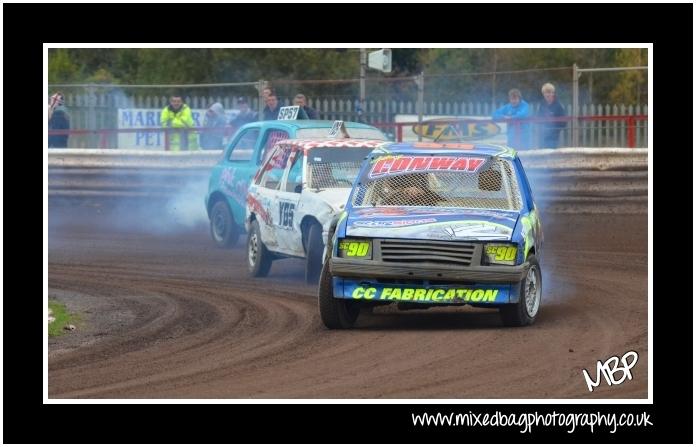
xmin=245 ymin=136 xmax=386 ymax=283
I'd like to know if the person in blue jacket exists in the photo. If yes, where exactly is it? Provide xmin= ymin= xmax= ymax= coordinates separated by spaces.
xmin=492 ymin=88 xmax=531 ymax=150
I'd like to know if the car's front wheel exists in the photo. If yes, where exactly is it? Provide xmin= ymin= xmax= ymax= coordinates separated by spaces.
xmin=500 ymin=254 xmax=541 ymax=327
xmin=210 ymin=200 xmax=239 ymax=248
xmin=247 ymin=220 xmax=272 ymax=277
xmin=318 ymin=263 xmax=360 ymax=329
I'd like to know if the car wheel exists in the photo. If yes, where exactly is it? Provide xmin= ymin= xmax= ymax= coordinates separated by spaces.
xmin=305 ymin=222 xmax=324 ymax=284
xmin=500 ymin=254 xmax=541 ymax=327
xmin=247 ymin=220 xmax=272 ymax=277
xmin=318 ymin=263 xmax=360 ymax=329
xmin=210 ymin=200 xmax=239 ymax=248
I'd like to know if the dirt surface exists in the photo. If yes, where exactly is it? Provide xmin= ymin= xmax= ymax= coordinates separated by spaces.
xmin=48 ymin=205 xmax=648 ymax=398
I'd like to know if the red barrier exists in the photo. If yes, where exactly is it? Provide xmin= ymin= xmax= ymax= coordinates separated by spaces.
xmin=47 ymin=126 xmax=241 ymax=150
xmin=48 ymin=115 xmax=647 ymax=149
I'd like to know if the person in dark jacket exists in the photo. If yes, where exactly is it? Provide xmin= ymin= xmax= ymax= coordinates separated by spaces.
xmin=48 ymin=92 xmax=70 ymax=148
xmin=263 ymin=93 xmax=307 ymax=120
xmin=230 ymin=97 xmax=258 ymax=130
xmin=293 ymin=93 xmax=319 ymax=120
xmin=262 ymin=93 xmax=282 ymax=120
xmin=537 ymin=83 xmax=567 ymax=148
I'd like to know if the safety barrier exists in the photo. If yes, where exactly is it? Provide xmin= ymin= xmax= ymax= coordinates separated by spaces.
xmin=48 ymin=114 xmax=648 ymax=150
xmin=372 ymin=115 xmax=648 ymax=148
xmin=48 ymin=148 xmax=647 ymax=212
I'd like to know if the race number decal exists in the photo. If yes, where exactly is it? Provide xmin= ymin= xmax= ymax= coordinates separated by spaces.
xmin=486 ymin=244 xmax=517 ymax=262
xmin=328 ymin=120 xmax=345 ymax=137
xmin=338 ymin=240 xmax=372 ymax=259
xmin=278 ymin=202 xmax=295 ymax=228
xmin=277 ymin=106 xmax=300 ymax=120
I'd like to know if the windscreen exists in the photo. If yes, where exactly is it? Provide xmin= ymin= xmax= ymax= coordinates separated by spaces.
xmin=350 ymin=154 xmax=522 ymax=210
xmin=307 ymin=147 xmax=375 ymax=189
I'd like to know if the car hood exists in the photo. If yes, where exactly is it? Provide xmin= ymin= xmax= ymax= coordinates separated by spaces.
xmin=345 ymin=207 xmax=519 ymax=241
xmin=308 ymin=188 xmax=352 ymax=213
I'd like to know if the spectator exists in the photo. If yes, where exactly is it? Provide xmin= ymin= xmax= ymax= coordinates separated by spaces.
xmin=262 ymin=93 xmax=282 ymax=120
xmin=48 ymin=92 xmax=70 ymax=148
xmin=492 ymin=88 xmax=531 ymax=150
xmin=294 ymin=93 xmax=319 ymax=119
xmin=199 ymin=102 xmax=227 ymax=150
xmin=160 ymin=94 xmax=198 ymax=151
xmin=262 ymin=86 xmax=273 ymax=101
xmin=537 ymin=83 xmax=567 ymax=148
xmin=230 ymin=97 xmax=258 ymax=130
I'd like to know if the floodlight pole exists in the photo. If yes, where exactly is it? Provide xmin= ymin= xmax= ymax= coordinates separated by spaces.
xmin=572 ymin=64 xmax=580 ymax=147
xmin=416 ymin=72 xmax=425 ymax=142
xmin=359 ymin=48 xmax=367 ymax=122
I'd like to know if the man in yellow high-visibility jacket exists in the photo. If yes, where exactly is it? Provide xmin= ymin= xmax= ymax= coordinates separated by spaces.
xmin=160 ymin=95 xmax=198 ymax=151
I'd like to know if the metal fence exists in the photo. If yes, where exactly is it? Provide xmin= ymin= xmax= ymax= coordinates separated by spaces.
xmin=50 ymin=92 xmax=648 ymax=149
xmin=49 ymin=64 xmax=648 ymax=149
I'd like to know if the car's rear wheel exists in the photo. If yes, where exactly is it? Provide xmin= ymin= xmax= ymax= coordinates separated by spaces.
xmin=305 ymin=222 xmax=324 ymax=284
xmin=210 ymin=200 xmax=239 ymax=248
xmin=500 ymin=255 xmax=541 ymax=327
xmin=247 ymin=220 xmax=272 ymax=277
xmin=318 ymin=263 xmax=360 ymax=329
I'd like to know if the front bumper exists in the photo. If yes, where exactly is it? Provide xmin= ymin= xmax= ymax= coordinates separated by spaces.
xmin=330 ymin=257 xmax=529 ymax=284
xmin=333 ymin=277 xmax=516 ymax=304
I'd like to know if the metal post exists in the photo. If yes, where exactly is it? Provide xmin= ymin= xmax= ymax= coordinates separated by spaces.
xmin=359 ymin=49 xmax=366 ymax=123
xmin=627 ymin=116 xmax=636 ymax=148
xmin=99 ymin=130 xmax=107 ymax=149
xmin=87 ymin=84 xmax=97 ymax=147
xmin=572 ymin=63 xmax=580 ymax=147
xmin=257 ymin=80 xmax=266 ymax=118
xmin=416 ymin=72 xmax=424 ymax=142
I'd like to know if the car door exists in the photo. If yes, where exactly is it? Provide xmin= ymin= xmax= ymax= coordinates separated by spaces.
xmin=219 ymin=126 xmax=262 ymax=225
xmin=274 ymin=148 xmax=304 ymax=256
xmin=256 ymin=126 xmax=290 ymax=167
xmin=252 ymin=144 xmax=293 ymax=251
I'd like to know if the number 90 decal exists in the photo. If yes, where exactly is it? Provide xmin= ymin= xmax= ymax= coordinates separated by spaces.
xmin=338 ymin=240 xmax=372 ymax=259
xmin=485 ymin=244 xmax=517 ymax=265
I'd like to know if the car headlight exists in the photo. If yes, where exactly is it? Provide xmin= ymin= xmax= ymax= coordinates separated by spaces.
xmin=337 ymin=239 xmax=372 ymax=259
xmin=484 ymin=243 xmax=518 ymax=265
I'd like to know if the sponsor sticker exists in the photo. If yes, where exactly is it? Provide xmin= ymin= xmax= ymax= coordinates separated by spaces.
xmin=369 ymin=155 xmax=486 ymax=178
xmin=351 ymin=218 xmax=437 ymax=228
xmin=349 ymin=286 xmax=504 ymax=303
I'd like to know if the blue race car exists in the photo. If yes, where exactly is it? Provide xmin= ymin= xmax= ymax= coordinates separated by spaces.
xmin=319 ymin=142 xmax=543 ymax=328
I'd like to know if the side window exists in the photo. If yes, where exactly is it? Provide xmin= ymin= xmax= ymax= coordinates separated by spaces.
xmin=228 ymin=129 xmax=260 ymax=161
xmin=259 ymin=145 xmax=291 ymax=190
xmin=285 ymin=151 xmax=304 ymax=193
xmin=257 ymin=129 xmax=290 ymax=165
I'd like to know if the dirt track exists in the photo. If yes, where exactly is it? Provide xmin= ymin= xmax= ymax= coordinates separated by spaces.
xmin=48 ymin=206 xmax=648 ymax=398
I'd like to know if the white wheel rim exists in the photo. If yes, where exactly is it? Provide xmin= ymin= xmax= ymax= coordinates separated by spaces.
xmin=525 ymin=266 xmax=541 ymax=317
xmin=213 ymin=210 xmax=226 ymax=240
xmin=248 ymin=233 xmax=259 ymax=266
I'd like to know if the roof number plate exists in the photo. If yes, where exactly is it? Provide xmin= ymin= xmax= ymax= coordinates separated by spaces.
xmin=278 ymin=106 xmax=300 ymax=120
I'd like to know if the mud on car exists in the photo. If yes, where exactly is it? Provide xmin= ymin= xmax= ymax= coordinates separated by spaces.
xmin=319 ymin=142 xmax=543 ymax=328
xmin=245 ymin=138 xmax=387 ymax=283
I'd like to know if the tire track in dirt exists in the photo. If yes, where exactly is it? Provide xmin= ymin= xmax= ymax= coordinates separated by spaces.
xmin=48 ymin=211 xmax=648 ymax=398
